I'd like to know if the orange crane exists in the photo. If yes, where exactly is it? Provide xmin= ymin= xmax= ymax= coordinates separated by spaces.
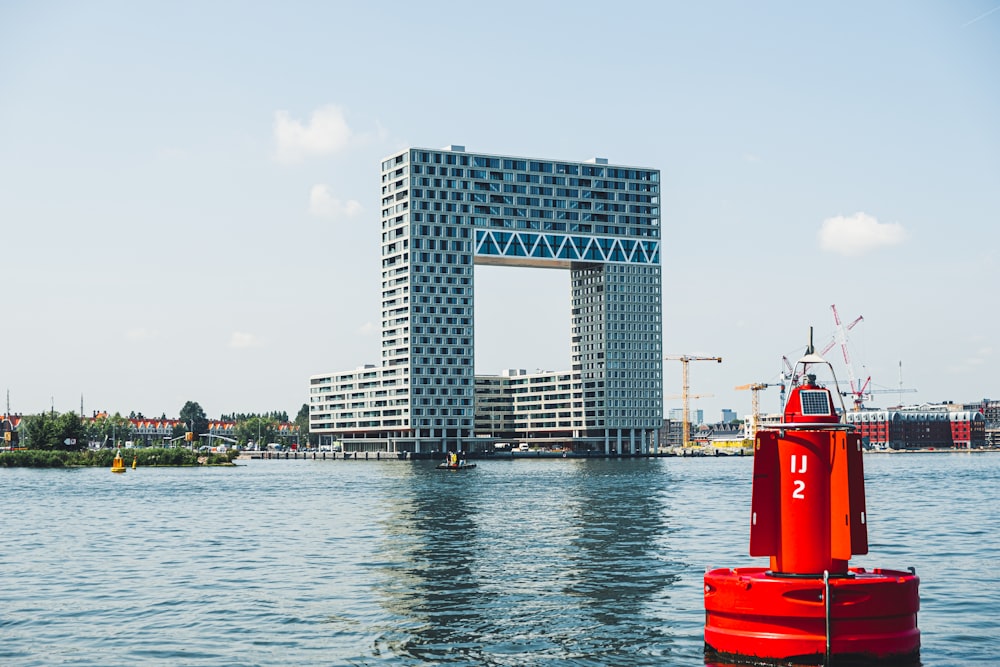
xmin=665 ymin=355 xmax=722 ymax=447
xmin=734 ymin=382 xmax=779 ymax=441
xmin=664 ymin=391 xmax=716 ymax=438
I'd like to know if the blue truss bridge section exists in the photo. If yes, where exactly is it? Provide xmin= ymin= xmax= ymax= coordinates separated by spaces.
xmin=474 ymin=230 xmax=659 ymax=265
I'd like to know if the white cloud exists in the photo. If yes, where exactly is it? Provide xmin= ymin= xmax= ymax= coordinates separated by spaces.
xmin=358 ymin=322 xmax=376 ymax=336
xmin=818 ymin=212 xmax=908 ymax=256
xmin=274 ymin=105 xmax=354 ymax=163
xmin=229 ymin=332 xmax=263 ymax=349
xmin=309 ymin=184 xmax=362 ymax=219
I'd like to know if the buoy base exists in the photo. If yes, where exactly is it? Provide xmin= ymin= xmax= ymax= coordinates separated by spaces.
xmin=704 ymin=567 xmax=919 ymax=666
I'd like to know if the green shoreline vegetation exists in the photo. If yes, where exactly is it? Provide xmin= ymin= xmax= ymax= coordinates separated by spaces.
xmin=2 ymin=400 xmax=311 ymax=468
xmin=0 ymin=447 xmax=238 ymax=468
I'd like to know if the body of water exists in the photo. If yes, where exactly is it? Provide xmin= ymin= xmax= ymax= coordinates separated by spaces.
xmin=1 ymin=453 xmax=997 ymax=666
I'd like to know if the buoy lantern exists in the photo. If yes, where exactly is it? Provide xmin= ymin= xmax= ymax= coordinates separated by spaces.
xmin=110 ymin=449 xmax=127 ymax=474
xmin=704 ymin=339 xmax=920 ymax=666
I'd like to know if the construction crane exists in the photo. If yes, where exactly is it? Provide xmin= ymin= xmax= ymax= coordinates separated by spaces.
xmin=734 ymin=383 xmax=778 ymax=441
xmin=831 ymin=304 xmax=871 ymax=410
xmin=664 ymin=391 xmax=714 ymax=445
xmin=778 ymin=311 xmax=862 ymax=410
xmin=821 ymin=313 xmax=863 ymax=356
xmin=664 ymin=392 xmax=715 ymax=419
xmin=779 ymin=356 xmax=799 ymax=409
xmin=665 ymin=355 xmax=722 ymax=447
xmin=852 ymin=361 xmax=917 ymax=406
xmin=862 ymin=387 xmax=918 ymax=402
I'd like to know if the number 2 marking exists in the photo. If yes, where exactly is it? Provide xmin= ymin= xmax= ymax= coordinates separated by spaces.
xmin=792 ymin=480 xmax=806 ymax=499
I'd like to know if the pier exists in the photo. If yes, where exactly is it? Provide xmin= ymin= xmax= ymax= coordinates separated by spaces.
xmin=237 ymin=447 xmax=751 ymax=462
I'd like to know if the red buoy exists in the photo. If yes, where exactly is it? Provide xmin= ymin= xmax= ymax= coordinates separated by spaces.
xmin=704 ymin=335 xmax=920 ymax=665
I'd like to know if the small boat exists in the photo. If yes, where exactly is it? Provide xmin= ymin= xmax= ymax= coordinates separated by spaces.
xmin=437 ymin=452 xmax=475 ymax=470
xmin=110 ymin=449 xmax=127 ymax=474
xmin=436 ymin=462 xmax=476 ymax=470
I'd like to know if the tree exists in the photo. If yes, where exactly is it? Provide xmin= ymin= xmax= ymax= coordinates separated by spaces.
xmin=221 ymin=410 xmax=290 ymax=423
xmin=21 ymin=411 xmax=86 ymax=451
xmin=235 ymin=415 xmax=278 ymax=448
xmin=20 ymin=414 xmax=51 ymax=449
xmin=94 ymin=413 xmax=133 ymax=447
xmin=294 ymin=403 xmax=311 ymax=446
xmin=83 ymin=413 xmax=133 ymax=448
xmin=179 ymin=401 xmax=208 ymax=438
xmin=62 ymin=412 xmax=91 ymax=450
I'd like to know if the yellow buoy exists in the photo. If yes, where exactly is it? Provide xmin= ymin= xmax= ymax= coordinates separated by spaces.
xmin=111 ymin=449 xmax=126 ymax=473
xmin=131 ymin=455 xmax=137 ymax=470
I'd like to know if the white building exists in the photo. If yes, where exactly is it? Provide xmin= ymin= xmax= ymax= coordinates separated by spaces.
xmin=310 ymin=146 xmax=663 ymax=454
xmin=474 ymin=369 xmax=582 ymax=445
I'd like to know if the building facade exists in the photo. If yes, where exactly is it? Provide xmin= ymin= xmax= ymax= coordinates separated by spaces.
xmin=310 ymin=146 xmax=662 ymax=454
xmin=131 ymin=418 xmax=185 ymax=446
xmin=845 ymin=409 xmax=986 ymax=449
xmin=1 ymin=414 xmax=22 ymax=446
xmin=472 ymin=368 xmax=648 ymax=452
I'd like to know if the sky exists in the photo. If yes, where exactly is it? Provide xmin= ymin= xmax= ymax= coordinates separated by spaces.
xmin=1 ymin=1 xmax=998 ymax=423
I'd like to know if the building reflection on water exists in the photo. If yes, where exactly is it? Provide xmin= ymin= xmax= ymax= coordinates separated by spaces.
xmin=370 ymin=460 xmax=688 ymax=665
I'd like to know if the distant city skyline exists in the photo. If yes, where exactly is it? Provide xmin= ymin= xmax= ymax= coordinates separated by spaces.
xmin=1 ymin=2 xmax=997 ymax=421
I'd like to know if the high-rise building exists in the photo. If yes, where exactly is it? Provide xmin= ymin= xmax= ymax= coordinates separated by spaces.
xmin=668 ymin=408 xmax=703 ymax=425
xmin=310 ymin=146 xmax=662 ymax=454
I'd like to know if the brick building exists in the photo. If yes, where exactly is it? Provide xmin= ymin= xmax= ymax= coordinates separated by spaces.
xmin=846 ymin=409 xmax=986 ymax=449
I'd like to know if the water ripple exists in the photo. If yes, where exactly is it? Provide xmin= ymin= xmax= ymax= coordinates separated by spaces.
xmin=0 ymin=455 xmax=996 ymax=665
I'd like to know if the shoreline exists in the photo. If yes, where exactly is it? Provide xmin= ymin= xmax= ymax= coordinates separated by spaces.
xmin=236 ymin=446 xmax=1000 ymax=463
